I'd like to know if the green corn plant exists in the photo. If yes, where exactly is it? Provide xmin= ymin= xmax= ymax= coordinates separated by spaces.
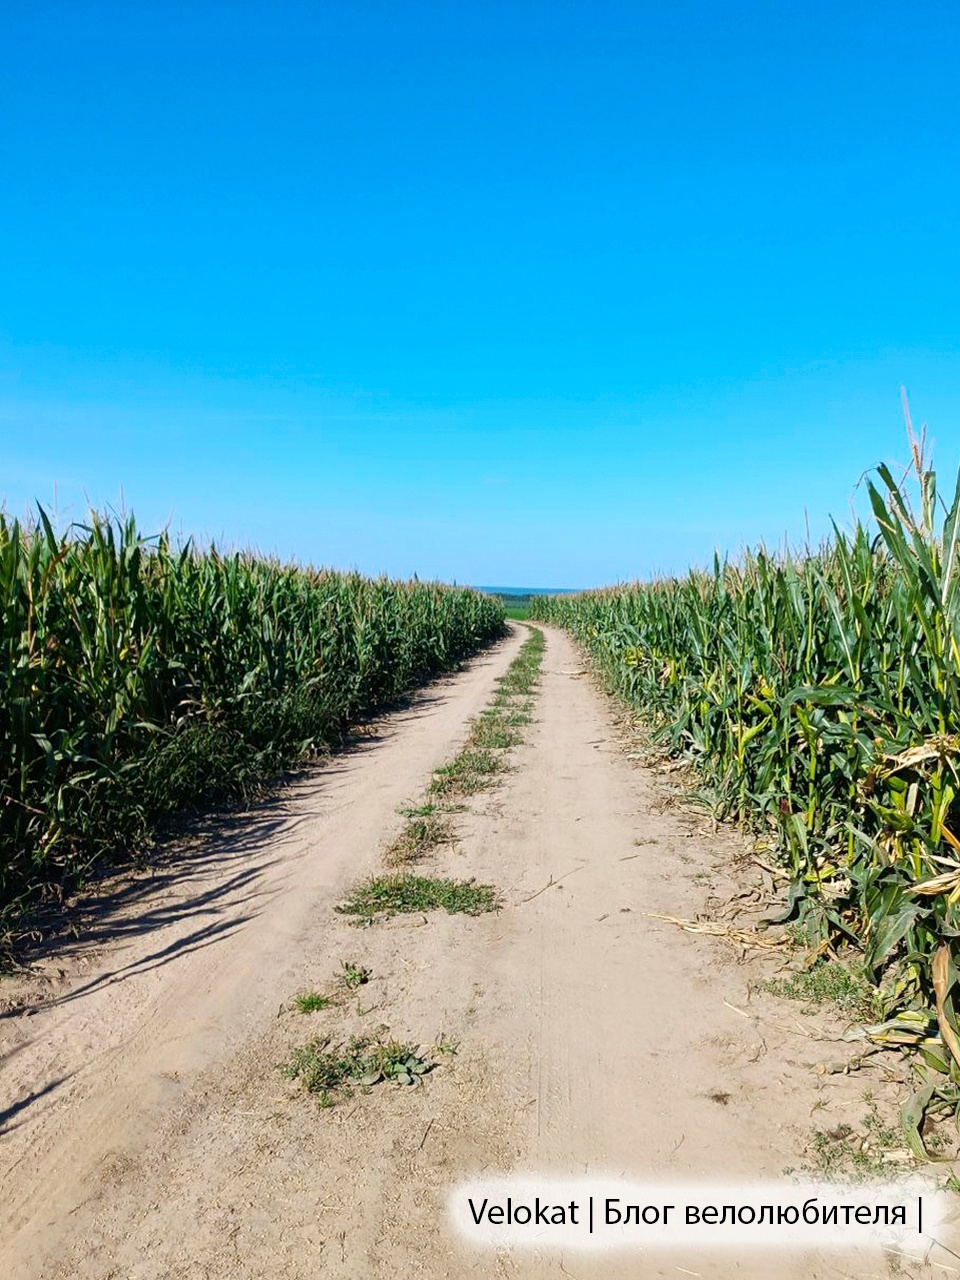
xmin=531 ymin=444 xmax=960 ymax=1094
xmin=0 ymin=509 xmax=504 ymax=946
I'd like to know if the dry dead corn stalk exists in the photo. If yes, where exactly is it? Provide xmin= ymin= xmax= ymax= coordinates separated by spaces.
xmin=643 ymin=913 xmax=788 ymax=950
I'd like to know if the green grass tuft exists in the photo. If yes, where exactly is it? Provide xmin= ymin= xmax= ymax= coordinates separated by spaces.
xmin=385 ymin=812 xmax=456 ymax=865
xmin=336 ymin=873 xmax=499 ymax=922
xmin=762 ymin=960 xmax=885 ymax=1022
xmin=468 ymin=713 xmax=524 ymax=750
xmin=293 ymin=991 xmax=333 ymax=1013
xmin=429 ymin=748 xmax=509 ymax=797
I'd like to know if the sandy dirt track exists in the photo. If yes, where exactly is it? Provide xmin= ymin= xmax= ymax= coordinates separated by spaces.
xmin=0 ymin=624 xmax=948 ymax=1278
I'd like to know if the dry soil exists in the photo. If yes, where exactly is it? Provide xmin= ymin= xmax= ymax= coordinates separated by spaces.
xmin=0 ymin=624 xmax=953 ymax=1279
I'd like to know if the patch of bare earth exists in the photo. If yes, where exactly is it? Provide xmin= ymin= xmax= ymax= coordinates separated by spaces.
xmin=1 ymin=625 xmax=952 ymax=1278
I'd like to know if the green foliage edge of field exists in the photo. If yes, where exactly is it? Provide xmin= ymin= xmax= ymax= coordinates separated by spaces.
xmin=530 ymin=449 xmax=960 ymax=1143
xmin=0 ymin=509 xmax=505 ymax=949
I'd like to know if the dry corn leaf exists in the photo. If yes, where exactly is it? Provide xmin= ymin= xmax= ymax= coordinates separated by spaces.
xmin=643 ymin=913 xmax=788 ymax=949
xmin=908 ymin=870 xmax=960 ymax=896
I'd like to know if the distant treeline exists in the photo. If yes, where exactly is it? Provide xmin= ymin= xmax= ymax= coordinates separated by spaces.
xmin=484 ymin=591 xmax=537 ymax=607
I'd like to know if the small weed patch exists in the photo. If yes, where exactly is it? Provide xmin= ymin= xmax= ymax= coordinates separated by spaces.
xmin=293 ymin=991 xmax=333 ymax=1014
xmin=500 ymin=704 xmax=534 ymax=725
xmin=763 ymin=960 xmax=885 ymax=1022
xmin=281 ymin=1033 xmax=434 ymax=1107
xmin=336 ymin=873 xmax=499 ymax=922
xmin=496 ymin=672 xmax=539 ymax=698
xmin=385 ymin=812 xmax=455 ymax=865
xmin=339 ymin=960 xmax=372 ymax=989
xmin=488 ymin=693 xmax=534 ymax=719
xmin=798 ymin=1095 xmax=913 ymax=1180
xmin=468 ymin=715 xmax=523 ymax=750
xmin=492 ymin=628 xmax=545 ymax=699
xmin=430 ymin=748 xmax=508 ymax=798
xmin=336 ymin=628 xmax=542 ymax=925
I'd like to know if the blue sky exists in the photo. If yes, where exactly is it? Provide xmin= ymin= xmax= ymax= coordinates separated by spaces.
xmin=2 ymin=0 xmax=959 ymax=586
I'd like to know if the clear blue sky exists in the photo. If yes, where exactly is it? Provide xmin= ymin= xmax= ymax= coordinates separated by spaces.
xmin=2 ymin=1 xmax=959 ymax=586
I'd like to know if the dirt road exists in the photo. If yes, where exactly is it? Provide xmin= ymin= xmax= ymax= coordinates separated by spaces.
xmin=0 ymin=625 xmax=942 ymax=1278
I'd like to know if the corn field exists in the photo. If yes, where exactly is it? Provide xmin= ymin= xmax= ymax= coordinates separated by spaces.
xmin=0 ymin=510 xmax=504 ymax=944
xmin=531 ymin=451 xmax=960 ymax=1085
